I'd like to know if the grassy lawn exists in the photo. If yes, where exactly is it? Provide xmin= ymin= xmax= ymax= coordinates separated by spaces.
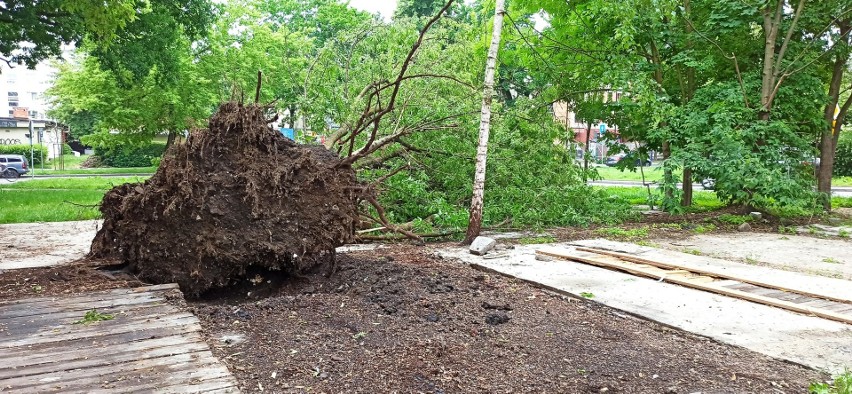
xmin=593 ymin=185 xmax=725 ymax=211
xmin=595 ymin=166 xmax=852 ymax=187
xmin=0 ymin=177 xmax=148 ymax=224
xmin=835 ymin=176 xmax=852 ymax=187
xmin=592 ymin=165 xmax=679 ymax=182
xmin=27 ymin=154 xmax=156 ymax=175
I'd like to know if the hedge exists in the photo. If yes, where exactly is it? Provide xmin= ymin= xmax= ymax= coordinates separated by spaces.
xmin=0 ymin=144 xmax=49 ymax=165
xmin=94 ymin=143 xmax=167 ymax=168
xmin=835 ymin=133 xmax=852 ymax=177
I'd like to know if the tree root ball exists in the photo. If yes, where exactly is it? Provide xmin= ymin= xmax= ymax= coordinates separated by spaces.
xmin=90 ymin=102 xmax=360 ymax=296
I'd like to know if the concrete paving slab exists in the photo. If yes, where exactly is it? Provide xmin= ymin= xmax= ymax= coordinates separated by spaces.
xmin=436 ymin=243 xmax=852 ymax=374
xmin=0 ymin=220 xmax=100 ymax=270
xmin=655 ymin=233 xmax=852 ymax=281
xmin=570 ymin=239 xmax=852 ymax=302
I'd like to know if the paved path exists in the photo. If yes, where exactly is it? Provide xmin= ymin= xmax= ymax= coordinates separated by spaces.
xmin=0 ymin=284 xmax=239 ymax=393
xmin=438 ymin=241 xmax=852 ymax=374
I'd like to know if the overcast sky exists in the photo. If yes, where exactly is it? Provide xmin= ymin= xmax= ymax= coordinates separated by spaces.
xmin=348 ymin=0 xmax=398 ymax=20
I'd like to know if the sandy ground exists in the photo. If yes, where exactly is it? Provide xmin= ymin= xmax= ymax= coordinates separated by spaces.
xmin=0 ymin=220 xmax=100 ymax=270
xmin=656 ymin=233 xmax=852 ymax=280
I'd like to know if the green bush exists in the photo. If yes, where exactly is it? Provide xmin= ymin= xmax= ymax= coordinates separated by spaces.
xmin=62 ymin=143 xmax=73 ymax=155
xmin=94 ymin=143 xmax=166 ymax=168
xmin=0 ymin=144 xmax=49 ymax=165
xmin=835 ymin=133 xmax=852 ymax=177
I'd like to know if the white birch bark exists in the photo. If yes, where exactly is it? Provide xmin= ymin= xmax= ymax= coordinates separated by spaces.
xmin=464 ymin=0 xmax=505 ymax=244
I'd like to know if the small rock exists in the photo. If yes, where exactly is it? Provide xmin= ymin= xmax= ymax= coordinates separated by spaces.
xmin=469 ymin=236 xmax=497 ymax=256
xmin=749 ymin=211 xmax=762 ymax=220
xmin=485 ymin=312 xmax=511 ymax=325
xmin=535 ymin=254 xmax=555 ymax=262
xmin=828 ymin=217 xmax=842 ymax=225
xmin=425 ymin=313 xmax=440 ymax=322
xmin=301 ymin=285 xmax=316 ymax=294
xmin=737 ymin=222 xmax=752 ymax=232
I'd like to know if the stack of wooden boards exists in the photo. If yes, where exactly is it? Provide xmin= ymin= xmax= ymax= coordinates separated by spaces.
xmin=537 ymin=247 xmax=852 ymax=325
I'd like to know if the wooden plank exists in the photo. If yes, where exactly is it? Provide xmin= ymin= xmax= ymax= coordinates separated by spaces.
xmin=0 ymin=284 xmax=179 ymax=307
xmin=799 ymin=299 xmax=847 ymax=310
xmin=11 ymin=359 xmax=231 ymax=391
xmin=0 ymin=333 xmax=204 ymax=370
xmin=0 ymin=321 xmax=202 ymax=360
xmin=0 ymin=350 xmax=224 ymax=390
xmin=0 ymin=340 xmax=211 ymax=380
xmin=0 ymin=301 xmax=172 ymax=333
xmin=572 ymin=247 xmax=852 ymax=305
xmin=83 ymin=375 xmax=239 ymax=394
xmin=0 ymin=313 xmax=198 ymax=348
xmin=0 ymin=294 xmax=165 ymax=319
xmin=539 ymin=249 xmax=852 ymax=325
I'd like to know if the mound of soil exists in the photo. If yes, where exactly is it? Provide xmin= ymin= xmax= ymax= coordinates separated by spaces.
xmin=90 ymin=102 xmax=360 ymax=296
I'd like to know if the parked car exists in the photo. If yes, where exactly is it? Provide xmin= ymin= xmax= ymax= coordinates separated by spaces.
xmin=605 ymin=154 xmax=652 ymax=167
xmin=0 ymin=154 xmax=29 ymax=177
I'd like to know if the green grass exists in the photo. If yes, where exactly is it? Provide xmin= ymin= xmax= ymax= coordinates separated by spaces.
xmin=595 ymin=166 xmax=852 ymax=188
xmin=592 ymin=165 xmax=675 ymax=182
xmin=718 ymin=214 xmax=752 ymax=225
xmin=518 ymin=235 xmax=557 ymax=244
xmin=834 ymin=196 xmax=852 ymax=209
xmin=27 ymin=154 xmax=156 ymax=175
xmin=834 ymin=177 xmax=852 ymax=187
xmin=73 ymin=309 xmax=115 ymax=325
xmin=593 ymin=186 xmax=725 ymax=211
xmin=0 ymin=176 xmax=148 ymax=224
xmin=595 ymin=226 xmax=650 ymax=239
xmin=809 ymin=369 xmax=851 ymax=394
xmin=31 ymin=167 xmax=157 ymax=175
xmin=1 ymin=177 xmax=148 ymax=190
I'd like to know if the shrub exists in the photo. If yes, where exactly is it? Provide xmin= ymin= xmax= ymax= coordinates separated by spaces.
xmin=62 ymin=143 xmax=73 ymax=155
xmin=94 ymin=142 xmax=166 ymax=168
xmin=835 ymin=133 xmax=852 ymax=177
xmin=0 ymin=144 xmax=49 ymax=165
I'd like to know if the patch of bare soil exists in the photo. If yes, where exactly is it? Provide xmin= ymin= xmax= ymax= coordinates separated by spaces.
xmin=190 ymin=246 xmax=823 ymax=393
xmin=90 ymin=102 xmax=360 ymax=296
xmin=0 ymin=259 xmax=142 ymax=301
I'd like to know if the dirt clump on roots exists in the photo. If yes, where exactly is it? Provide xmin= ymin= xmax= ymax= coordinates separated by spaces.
xmin=90 ymin=102 xmax=360 ymax=296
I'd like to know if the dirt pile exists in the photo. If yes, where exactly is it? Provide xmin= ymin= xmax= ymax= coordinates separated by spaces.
xmin=90 ymin=102 xmax=360 ymax=296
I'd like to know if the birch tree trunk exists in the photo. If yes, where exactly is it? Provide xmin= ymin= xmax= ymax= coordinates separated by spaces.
xmin=463 ymin=0 xmax=505 ymax=245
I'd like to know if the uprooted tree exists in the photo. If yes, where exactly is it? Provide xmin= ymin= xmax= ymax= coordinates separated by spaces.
xmin=89 ymin=1 xmax=465 ymax=295
xmin=90 ymin=102 xmax=361 ymax=296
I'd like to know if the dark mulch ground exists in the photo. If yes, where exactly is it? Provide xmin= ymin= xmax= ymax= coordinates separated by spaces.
xmin=0 ymin=245 xmax=825 ymax=393
xmin=188 ymin=246 xmax=823 ymax=393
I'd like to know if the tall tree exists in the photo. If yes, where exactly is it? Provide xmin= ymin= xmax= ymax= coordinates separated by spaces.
xmin=815 ymin=1 xmax=852 ymax=208
xmin=464 ymin=0 xmax=505 ymax=244
xmin=0 ymin=0 xmax=137 ymax=68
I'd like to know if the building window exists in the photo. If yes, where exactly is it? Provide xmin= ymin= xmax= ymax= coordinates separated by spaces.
xmin=8 ymin=102 xmax=18 ymax=107
xmin=7 ymin=110 xmax=12 ymax=115
xmin=30 ymin=92 xmax=37 ymax=100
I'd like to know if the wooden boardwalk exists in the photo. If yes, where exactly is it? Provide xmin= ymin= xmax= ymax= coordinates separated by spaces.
xmin=0 ymin=284 xmax=239 ymax=393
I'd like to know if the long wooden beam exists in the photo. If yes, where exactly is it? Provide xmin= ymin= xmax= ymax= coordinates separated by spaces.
xmin=537 ymin=249 xmax=852 ymax=325
xmin=574 ymin=247 xmax=852 ymax=305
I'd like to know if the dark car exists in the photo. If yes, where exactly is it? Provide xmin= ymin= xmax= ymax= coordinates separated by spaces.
xmin=0 ymin=154 xmax=28 ymax=177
